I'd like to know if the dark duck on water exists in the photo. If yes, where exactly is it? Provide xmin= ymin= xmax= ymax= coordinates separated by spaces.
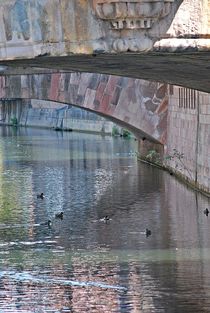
xmin=146 ymin=228 xmax=151 ymax=237
xmin=204 ymin=208 xmax=209 ymax=216
xmin=37 ymin=193 xmax=44 ymax=199
xmin=55 ymin=212 xmax=64 ymax=219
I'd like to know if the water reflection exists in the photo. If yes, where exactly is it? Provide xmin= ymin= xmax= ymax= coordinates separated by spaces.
xmin=0 ymin=127 xmax=209 ymax=312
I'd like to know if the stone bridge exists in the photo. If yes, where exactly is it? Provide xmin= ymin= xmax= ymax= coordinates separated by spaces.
xmin=0 ymin=1 xmax=210 ymax=92
xmin=0 ymin=72 xmax=168 ymax=146
xmin=0 ymin=71 xmax=210 ymax=194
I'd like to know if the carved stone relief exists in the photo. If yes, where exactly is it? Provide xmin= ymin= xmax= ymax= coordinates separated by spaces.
xmin=92 ymin=0 xmax=175 ymax=52
xmin=93 ymin=0 xmax=174 ymax=30
xmin=0 ymin=0 xmax=181 ymax=56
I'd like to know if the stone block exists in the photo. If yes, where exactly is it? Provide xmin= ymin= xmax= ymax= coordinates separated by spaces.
xmin=200 ymin=114 xmax=210 ymax=124
xmin=68 ymin=84 xmax=79 ymax=104
xmin=87 ymin=74 xmax=100 ymax=90
xmin=95 ymin=82 xmax=106 ymax=102
xmin=104 ymin=76 xmax=119 ymax=96
xmin=83 ymin=88 xmax=96 ymax=108
xmin=100 ymin=94 xmax=112 ymax=113
xmin=111 ymin=86 xmax=121 ymax=106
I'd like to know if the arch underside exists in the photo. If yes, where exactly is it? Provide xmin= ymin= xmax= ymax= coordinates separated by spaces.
xmin=0 ymin=73 xmax=168 ymax=144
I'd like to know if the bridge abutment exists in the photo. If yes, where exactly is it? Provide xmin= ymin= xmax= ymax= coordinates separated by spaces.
xmin=137 ymin=84 xmax=210 ymax=196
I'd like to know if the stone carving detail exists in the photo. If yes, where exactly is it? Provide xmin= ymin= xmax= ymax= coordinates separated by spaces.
xmin=93 ymin=0 xmax=174 ymax=30
xmin=112 ymin=37 xmax=153 ymax=52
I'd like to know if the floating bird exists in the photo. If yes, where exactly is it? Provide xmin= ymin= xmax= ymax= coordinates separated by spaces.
xmin=55 ymin=212 xmax=63 ymax=219
xmin=99 ymin=215 xmax=110 ymax=223
xmin=47 ymin=220 xmax=52 ymax=227
xmin=146 ymin=228 xmax=151 ymax=237
xmin=41 ymin=220 xmax=52 ymax=228
xmin=37 ymin=193 xmax=44 ymax=199
xmin=204 ymin=208 xmax=209 ymax=216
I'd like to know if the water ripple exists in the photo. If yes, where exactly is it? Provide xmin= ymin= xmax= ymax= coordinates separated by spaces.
xmin=0 ymin=271 xmax=127 ymax=292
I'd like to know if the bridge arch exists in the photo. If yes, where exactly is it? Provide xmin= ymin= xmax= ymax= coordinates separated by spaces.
xmin=0 ymin=73 xmax=168 ymax=144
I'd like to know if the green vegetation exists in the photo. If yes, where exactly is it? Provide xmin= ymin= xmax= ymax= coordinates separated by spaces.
xmin=112 ymin=126 xmax=132 ymax=138
xmin=11 ymin=116 xmax=18 ymax=126
xmin=144 ymin=148 xmax=192 ymax=179
xmin=145 ymin=149 xmax=161 ymax=165
xmin=122 ymin=129 xmax=131 ymax=138
xmin=112 ymin=125 xmax=120 ymax=136
xmin=165 ymin=148 xmax=192 ymax=179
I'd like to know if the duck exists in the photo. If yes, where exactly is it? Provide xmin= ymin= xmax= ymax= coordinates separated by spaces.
xmin=46 ymin=220 xmax=52 ymax=227
xmin=204 ymin=208 xmax=209 ymax=216
xmin=146 ymin=228 xmax=151 ymax=237
xmin=99 ymin=215 xmax=110 ymax=223
xmin=41 ymin=220 xmax=52 ymax=228
xmin=55 ymin=212 xmax=63 ymax=219
xmin=37 ymin=193 xmax=44 ymax=199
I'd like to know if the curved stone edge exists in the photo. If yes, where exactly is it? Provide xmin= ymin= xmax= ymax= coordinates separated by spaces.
xmin=154 ymin=38 xmax=210 ymax=52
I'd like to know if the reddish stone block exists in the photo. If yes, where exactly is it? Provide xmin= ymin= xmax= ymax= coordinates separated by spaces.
xmin=104 ymin=76 xmax=119 ymax=96
xmin=100 ymin=94 xmax=112 ymax=113
xmin=156 ymin=84 xmax=167 ymax=98
xmin=155 ymin=97 xmax=168 ymax=114
xmin=49 ymin=73 xmax=60 ymax=101
xmin=157 ymin=114 xmax=167 ymax=137
xmin=95 ymin=82 xmax=106 ymax=102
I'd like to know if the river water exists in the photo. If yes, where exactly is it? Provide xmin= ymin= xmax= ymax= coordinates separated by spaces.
xmin=0 ymin=126 xmax=209 ymax=313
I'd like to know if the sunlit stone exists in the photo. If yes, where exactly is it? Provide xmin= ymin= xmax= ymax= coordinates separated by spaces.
xmin=102 ymin=3 xmax=115 ymax=18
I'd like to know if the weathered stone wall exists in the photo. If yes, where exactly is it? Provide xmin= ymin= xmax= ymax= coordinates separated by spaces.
xmin=166 ymin=86 xmax=210 ymax=194
xmin=166 ymin=0 xmax=208 ymax=35
xmin=0 ymin=0 xmax=209 ymax=59
xmin=155 ymin=0 xmax=210 ymax=50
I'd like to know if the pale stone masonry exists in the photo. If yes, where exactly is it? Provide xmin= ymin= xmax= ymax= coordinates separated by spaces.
xmin=0 ymin=0 xmax=209 ymax=58
xmin=167 ymin=86 xmax=210 ymax=194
